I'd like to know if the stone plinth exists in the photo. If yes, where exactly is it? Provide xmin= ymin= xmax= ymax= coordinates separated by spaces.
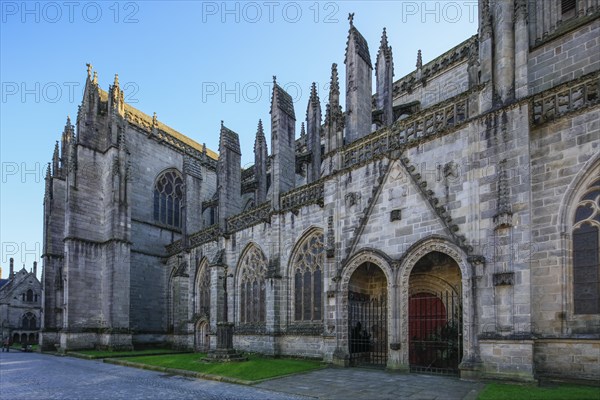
xmin=203 ymin=323 xmax=247 ymax=362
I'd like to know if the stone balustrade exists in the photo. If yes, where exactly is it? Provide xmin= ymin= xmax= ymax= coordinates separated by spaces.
xmin=532 ymin=71 xmax=599 ymax=126
xmin=280 ymin=180 xmax=324 ymax=212
xmin=226 ymin=202 xmax=271 ymax=233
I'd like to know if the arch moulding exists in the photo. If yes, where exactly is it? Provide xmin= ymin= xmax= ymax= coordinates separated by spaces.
xmin=396 ymin=236 xmax=474 ymax=368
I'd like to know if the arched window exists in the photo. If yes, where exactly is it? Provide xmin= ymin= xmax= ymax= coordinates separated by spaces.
xmin=196 ymin=261 xmax=211 ymax=317
xmin=291 ymin=231 xmax=324 ymax=321
xmin=573 ymin=178 xmax=600 ymax=314
xmin=238 ymin=246 xmax=267 ymax=323
xmin=21 ymin=312 xmax=36 ymax=330
xmin=26 ymin=289 xmax=33 ymax=302
xmin=153 ymin=169 xmax=183 ymax=228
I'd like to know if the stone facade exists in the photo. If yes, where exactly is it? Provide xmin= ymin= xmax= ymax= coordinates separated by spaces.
xmin=0 ymin=259 xmax=42 ymax=346
xmin=41 ymin=1 xmax=600 ymax=383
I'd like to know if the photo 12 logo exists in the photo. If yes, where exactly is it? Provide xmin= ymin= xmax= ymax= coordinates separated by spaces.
xmin=201 ymin=80 xmax=331 ymax=105
xmin=1 ymin=81 xmax=140 ymax=104
xmin=2 ymin=242 xmax=41 ymax=266
xmin=1 ymin=162 xmax=45 ymax=184
xmin=1 ymin=1 xmax=140 ymax=24
xmin=201 ymin=1 xmax=340 ymax=24
xmin=400 ymin=1 xmax=478 ymax=23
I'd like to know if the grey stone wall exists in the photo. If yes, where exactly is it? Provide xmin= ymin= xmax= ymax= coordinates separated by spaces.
xmin=528 ymin=18 xmax=599 ymax=95
xmin=529 ymin=109 xmax=600 ymax=336
xmin=534 ymin=339 xmax=600 ymax=381
xmin=392 ymin=61 xmax=469 ymax=110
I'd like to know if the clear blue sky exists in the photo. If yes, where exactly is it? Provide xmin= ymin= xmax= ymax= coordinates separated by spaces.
xmin=0 ymin=1 xmax=478 ymax=278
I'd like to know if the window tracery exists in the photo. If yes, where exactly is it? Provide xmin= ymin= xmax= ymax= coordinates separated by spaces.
xmin=573 ymin=178 xmax=600 ymax=314
xmin=154 ymin=169 xmax=183 ymax=228
xmin=238 ymin=246 xmax=267 ymax=323
xmin=196 ymin=262 xmax=211 ymax=317
xmin=291 ymin=231 xmax=324 ymax=321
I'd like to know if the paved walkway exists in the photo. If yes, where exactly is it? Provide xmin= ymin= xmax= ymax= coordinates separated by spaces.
xmin=0 ymin=351 xmax=485 ymax=400
xmin=256 ymin=368 xmax=485 ymax=400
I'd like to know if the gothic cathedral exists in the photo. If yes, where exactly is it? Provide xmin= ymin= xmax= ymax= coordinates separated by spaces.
xmin=41 ymin=1 xmax=599 ymax=383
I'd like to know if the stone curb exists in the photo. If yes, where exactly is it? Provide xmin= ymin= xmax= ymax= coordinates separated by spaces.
xmin=65 ymin=352 xmax=96 ymax=360
xmin=66 ymin=351 xmax=190 ymax=360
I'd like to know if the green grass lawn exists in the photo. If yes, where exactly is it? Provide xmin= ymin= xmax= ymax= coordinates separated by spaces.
xmin=478 ymin=383 xmax=600 ymax=400
xmin=10 ymin=344 xmax=38 ymax=351
xmin=72 ymin=348 xmax=185 ymax=358
xmin=123 ymin=353 xmax=324 ymax=381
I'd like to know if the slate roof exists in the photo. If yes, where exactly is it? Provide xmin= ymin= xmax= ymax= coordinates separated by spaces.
xmin=272 ymin=84 xmax=296 ymax=120
xmin=346 ymin=26 xmax=372 ymax=69
xmin=219 ymin=124 xmax=241 ymax=154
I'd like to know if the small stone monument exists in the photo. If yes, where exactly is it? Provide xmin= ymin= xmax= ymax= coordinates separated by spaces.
xmin=204 ymin=264 xmax=246 ymax=362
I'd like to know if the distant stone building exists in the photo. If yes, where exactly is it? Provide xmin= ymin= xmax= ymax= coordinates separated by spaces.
xmin=41 ymin=1 xmax=599 ymax=383
xmin=0 ymin=258 xmax=42 ymax=345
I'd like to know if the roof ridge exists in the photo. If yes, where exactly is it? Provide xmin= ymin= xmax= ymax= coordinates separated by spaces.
xmin=98 ymin=88 xmax=219 ymax=160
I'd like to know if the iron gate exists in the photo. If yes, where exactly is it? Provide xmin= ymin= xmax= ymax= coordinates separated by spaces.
xmin=409 ymin=291 xmax=462 ymax=375
xmin=348 ymin=292 xmax=387 ymax=367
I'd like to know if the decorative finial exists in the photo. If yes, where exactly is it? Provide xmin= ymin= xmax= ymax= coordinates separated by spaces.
xmin=202 ymin=143 xmax=207 ymax=154
xmin=348 ymin=12 xmax=354 ymax=26
xmin=273 ymin=75 xmax=277 ymax=85
xmin=93 ymin=71 xmax=98 ymax=84
xmin=86 ymin=63 xmax=93 ymax=78
xmin=114 ymin=73 xmax=119 ymax=87
xmin=329 ymin=63 xmax=340 ymax=96
xmin=310 ymin=82 xmax=318 ymax=102
xmin=381 ymin=27 xmax=388 ymax=44
xmin=300 ymin=122 xmax=306 ymax=137
xmin=257 ymin=119 xmax=264 ymax=134
xmin=221 ymin=120 xmax=224 ymax=128
xmin=152 ymin=112 xmax=158 ymax=126
xmin=416 ymin=49 xmax=422 ymax=69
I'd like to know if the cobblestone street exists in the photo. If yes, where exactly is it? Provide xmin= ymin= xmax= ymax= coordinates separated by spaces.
xmin=0 ymin=351 xmax=484 ymax=400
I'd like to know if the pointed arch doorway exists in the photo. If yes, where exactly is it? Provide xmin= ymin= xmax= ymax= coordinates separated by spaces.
xmin=408 ymin=251 xmax=462 ymax=375
xmin=348 ymin=262 xmax=388 ymax=367
xmin=195 ymin=320 xmax=210 ymax=352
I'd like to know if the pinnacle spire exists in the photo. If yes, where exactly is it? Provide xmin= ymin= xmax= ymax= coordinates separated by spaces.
xmin=416 ymin=49 xmax=422 ymax=69
xmin=52 ymin=141 xmax=60 ymax=176
xmin=257 ymin=119 xmax=264 ymax=136
xmin=348 ymin=12 xmax=354 ymax=26
xmin=113 ymin=73 xmax=120 ymax=88
xmin=86 ymin=63 xmax=93 ymax=79
xmin=380 ymin=27 xmax=388 ymax=47
xmin=329 ymin=63 xmax=340 ymax=100
xmin=310 ymin=82 xmax=319 ymax=103
xmin=300 ymin=122 xmax=306 ymax=137
xmin=64 ymin=115 xmax=73 ymax=133
xmin=376 ymin=27 xmax=393 ymax=72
